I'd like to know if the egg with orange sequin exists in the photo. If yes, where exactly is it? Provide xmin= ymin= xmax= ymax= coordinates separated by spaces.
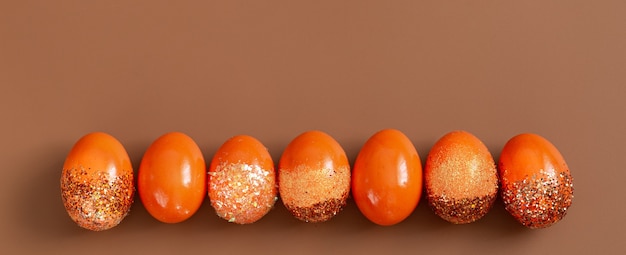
xmin=279 ymin=130 xmax=351 ymax=223
xmin=60 ymin=132 xmax=134 ymax=231
xmin=425 ymin=130 xmax=498 ymax=224
xmin=499 ymin=133 xmax=574 ymax=229
xmin=209 ymin=135 xmax=277 ymax=224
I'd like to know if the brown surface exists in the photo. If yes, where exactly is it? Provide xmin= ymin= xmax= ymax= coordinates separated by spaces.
xmin=1 ymin=1 xmax=624 ymax=254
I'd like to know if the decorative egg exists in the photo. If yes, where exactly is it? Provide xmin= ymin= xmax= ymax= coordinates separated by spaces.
xmin=61 ymin=132 xmax=134 ymax=231
xmin=425 ymin=130 xmax=498 ymax=224
xmin=209 ymin=135 xmax=277 ymax=224
xmin=279 ymin=130 xmax=350 ymax=223
xmin=499 ymin=133 xmax=574 ymax=229
xmin=352 ymin=129 xmax=422 ymax=226
xmin=138 ymin=132 xmax=206 ymax=223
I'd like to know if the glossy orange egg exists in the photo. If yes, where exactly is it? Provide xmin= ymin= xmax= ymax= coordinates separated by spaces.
xmin=499 ymin=133 xmax=574 ymax=229
xmin=425 ymin=130 xmax=498 ymax=224
xmin=61 ymin=132 xmax=134 ymax=231
xmin=209 ymin=135 xmax=277 ymax=224
xmin=352 ymin=129 xmax=422 ymax=226
xmin=138 ymin=132 xmax=206 ymax=223
xmin=279 ymin=130 xmax=351 ymax=223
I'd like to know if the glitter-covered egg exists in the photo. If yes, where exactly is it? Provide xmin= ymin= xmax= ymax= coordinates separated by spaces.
xmin=279 ymin=131 xmax=350 ymax=223
xmin=209 ymin=135 xmax=277 ymax=224
xmin=61 ymin=132 xmax=134 ymax=231
xmin=499 ymin=133 xmax=574 ymax=229
xmin=138 ymin=132 xmax=206 ymax=223
xmin=425 ymin=130 xmax=498 ymax=224
xmin=352 ymin=129 xmax=422 ymax=226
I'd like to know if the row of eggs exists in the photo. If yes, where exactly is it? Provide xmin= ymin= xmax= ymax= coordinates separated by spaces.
xmin=60 ymin=130 xmax=574 ymax=231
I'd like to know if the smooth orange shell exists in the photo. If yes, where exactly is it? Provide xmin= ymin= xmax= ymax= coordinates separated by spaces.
xmin=352 ymin=129 xmax=422 ymax=226
xmin=138 ymin=132 xmax=206 ymax=223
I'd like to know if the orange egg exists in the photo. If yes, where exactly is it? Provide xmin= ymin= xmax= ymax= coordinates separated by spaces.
xmin=138 ymin=132 xmax=206 ymax=223
xmin=499 ymin=133 xmax=574 ymax=229
xmin=208 ymin=135 xmax=277 ymax=224
xmin=352 ymin=129 xmax=422 ymax=226
xmin=61 ymin=132 xmax=134 ymax=231
xmin=424 ymin=130 xmax=498 ymax=224
xmin=279 ymin=131 xmax=350 ymax=223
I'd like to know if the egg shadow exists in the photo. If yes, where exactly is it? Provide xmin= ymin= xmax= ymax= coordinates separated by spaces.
xmin=15 ymin=141 xmax=85 ymax=240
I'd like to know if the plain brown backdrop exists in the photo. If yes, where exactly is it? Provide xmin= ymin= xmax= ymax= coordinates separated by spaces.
xmin=1 ymin=1 xmax=624 ymax=254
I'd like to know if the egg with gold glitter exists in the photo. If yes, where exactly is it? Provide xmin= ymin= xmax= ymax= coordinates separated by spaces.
xmin=499 ymin=133 xmax=574 ymax=229
xmin=424 ymin=130 xmax=498 ymax=224
xmin=279 ymin=130 xmax=351 ymax=223
xmin=60 ymin=132 xmax=134 ymax=231
xmin=209 ymin=135 xmax=277 ymax=224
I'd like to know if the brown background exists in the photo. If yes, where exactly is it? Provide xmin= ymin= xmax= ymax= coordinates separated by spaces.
xmin=1 ymin=1 xmax=624 ymax=254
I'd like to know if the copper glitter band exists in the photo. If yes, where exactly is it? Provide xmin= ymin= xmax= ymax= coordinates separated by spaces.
xmin=428 ymin=193 xmax=497 ymax=224
xmin=287 ymin=192 xmax=349 ymax=223
xmin=502 ymin=171 xmax=574 ymax=229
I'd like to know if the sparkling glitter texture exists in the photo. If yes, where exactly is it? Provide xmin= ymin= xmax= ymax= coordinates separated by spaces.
xmin=209 ymin=163 xmax=277 ymax=224
xmin=291 ymin=198 xmax=347 ymax=223
xmin=429 ymin=194 xmax=497 ymax=224
xmin=279 ymin=164 xmax=350 ymax=223
xmin=426 ymin=147 xmax=498 ymax=198
xmin=425 ymin=131 xmax=498 ymax=224
xmin=61 ymin=166 xmax=134 ymax=231
xmin=502 ymin=170 xmax=573 ymax=229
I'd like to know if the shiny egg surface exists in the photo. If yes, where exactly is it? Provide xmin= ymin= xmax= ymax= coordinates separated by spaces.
xmin=352 ymin=129 xmax=422 ymax=226
xmin=138 ymin=132 xmax=206 ymax=223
